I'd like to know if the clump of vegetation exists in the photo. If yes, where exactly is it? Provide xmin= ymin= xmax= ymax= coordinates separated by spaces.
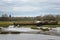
xmin=31 ymin=26 xmax=38 ymax=29
xmin=40 ymin=28 xmax=49 ymax=31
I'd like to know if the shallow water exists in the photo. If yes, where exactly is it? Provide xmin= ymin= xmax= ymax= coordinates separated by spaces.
xmin=0 ymin=26 xmax=60 ymax=40
xmin=0 ymin=33 xmax=60 ymax=40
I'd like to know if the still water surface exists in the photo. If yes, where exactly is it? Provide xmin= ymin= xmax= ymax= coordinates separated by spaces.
xmin=0 ymin=33 xmax=60 ymax=40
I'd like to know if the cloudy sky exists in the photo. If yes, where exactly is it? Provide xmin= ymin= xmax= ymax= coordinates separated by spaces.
xmin=0 ymin=0 xmax=60 ymax=17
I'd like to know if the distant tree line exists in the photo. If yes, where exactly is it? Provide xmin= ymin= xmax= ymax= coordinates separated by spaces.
xmin=0 ymin=14 xmax=60 ymax=22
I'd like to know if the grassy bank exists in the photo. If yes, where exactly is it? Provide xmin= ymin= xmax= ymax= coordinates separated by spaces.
xmin=0 ymin=21 xmax=60 ymax=28
xmin=0 ymin=22 xmax=13 ymax=27
xmin=40 ymin=25 xmax=60 ymax=28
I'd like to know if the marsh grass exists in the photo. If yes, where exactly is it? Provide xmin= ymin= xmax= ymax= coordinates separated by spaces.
xmin=0 ymin=21 xmax=60 ymax=28
xmin=0 ymin=22 xmax=13 ymax=27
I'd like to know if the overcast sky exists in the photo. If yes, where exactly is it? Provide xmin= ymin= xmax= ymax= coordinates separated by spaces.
xmin=0 ymin=0 xmax=60 ymax=17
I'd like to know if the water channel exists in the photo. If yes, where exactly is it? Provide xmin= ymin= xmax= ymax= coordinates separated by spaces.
xmin=0 ymin=33 xmax=60 ymax=40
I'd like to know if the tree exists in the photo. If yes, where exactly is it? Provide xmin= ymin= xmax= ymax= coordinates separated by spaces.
xmin=42 ymin=14 xmax=56 ymax=21
xmin=55 ymin=15 xmax=60 ymax=21
xmin=9 ymin=14 xmax=12 ymax=21
xmin=0 ymin=14 xmax=9 ymax=21
xmin=35 ymin=16 xmax=42 ymax=21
